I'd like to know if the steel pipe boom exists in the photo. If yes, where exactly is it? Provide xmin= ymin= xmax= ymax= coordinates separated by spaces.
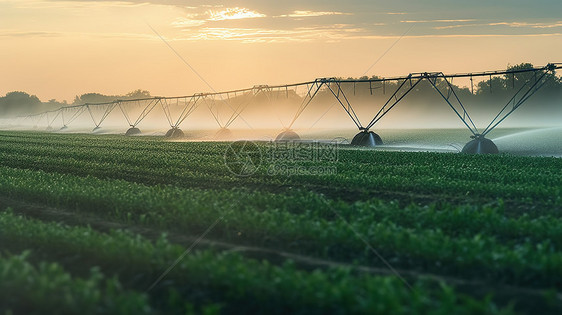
xmin=8 ymin=63 xmax=560 ymax=149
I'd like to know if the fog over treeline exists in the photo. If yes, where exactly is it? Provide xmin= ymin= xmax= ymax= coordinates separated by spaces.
xmin=1 ymin=63 xmax=561 ymax=129
xmin=0 ymin=89 xmax=152 ymax=116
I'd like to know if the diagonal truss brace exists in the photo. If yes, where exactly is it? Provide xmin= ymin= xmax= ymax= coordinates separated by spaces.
xmin=425 ymin=65 xmax=555 ymax=137
xmin=132 ymin=99 xmax=160 ymax=127
xmin=222 ymin=86 xmax=271 ymax=128
xmin=61 ymin=106 xmax=86 ymax=127
xmin=287 ymin=80 xmax=324 ymax=129
xmin=480 ymin=68 xmax=552 ymax=137
xmin=175 ymin=96 xmax=201 ymax=127
xmin=424 ymin=73 xmax=479 ymax=136
xmin=86 ymin=103 xmax=117 ymax=128
xmin=118 ymin=99 xmax=161 ymax=128
xmin=31 ymin=113 xmax=45 ymax=127
xmin=161 ymin=99 xmax=174 ymax=127
xmin=161 ymin=95 xmax=203 ymax=128
xmin=323 ymin=75 xmax=423 ymax=131
xmin=203 ymin=94 xmax=223 ymax=128
xmin=326 ymin=80 xmax=362 ymax=129
xmin=47 ymin=110 xmax=62 ymax=128
xmin=118 ymin=101 xmax=133 ymax=127
xmin=205 ymin=86 xmax=271 ymax=129
xmin=365 ymin=75 xmax=423 ymax=130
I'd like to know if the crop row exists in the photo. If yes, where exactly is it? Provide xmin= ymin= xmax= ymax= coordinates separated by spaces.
xmin=0 ymin=252 xmax=151 ymax=314
xmin=0 ymin=210 xmax=516 ymax=314
xmin=1 ymin=166 xmax=561 ymax=288
xmin=0 ymin=132 xmax=560 ymax=209
xmin=2 ymin=131 xmax=559 ymax=187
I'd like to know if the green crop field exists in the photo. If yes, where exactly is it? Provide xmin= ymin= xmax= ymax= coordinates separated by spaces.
xmin=0 ymin=130 xmax=561 ymax=314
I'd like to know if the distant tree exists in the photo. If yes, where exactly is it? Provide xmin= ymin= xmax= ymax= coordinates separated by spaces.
xmin=72 ymin=90 xmax=153 ymax=105
xmin=44 ymin=98 xmax=68 ymax=111
xmin=125 ymin=89 xmax=151 ymax=99
xmin=73 ymin=93 xmax=116 ymax=105
xmin=476 ymin=76 xmax=507 ymax=95
xmin=505 ymin=63 xmax=535 ymax=89
xmin=0 ymin=91 xmax=42 ymax=116
xmin=500 ymin=62 xmax=559 ymax=91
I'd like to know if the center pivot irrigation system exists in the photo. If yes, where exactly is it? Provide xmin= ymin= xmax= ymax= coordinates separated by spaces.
xmin=13 ymin=63 xmax=561 ymax=154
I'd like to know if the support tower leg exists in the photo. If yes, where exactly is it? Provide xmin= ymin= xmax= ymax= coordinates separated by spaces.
xmin=215 ymin=128 xmax=233 ymax=139
xmin=275 ymin=129 xmax=300 ymax=141
xmin=125 ymin=126 xmax=141 ymax=136
xmin=461 ymin=134 xmax=498 ymax=154
xmin=351 ymin=129 xmax=383 ymax=147
xmin=165 ymin=127 xmax=185 ymax=138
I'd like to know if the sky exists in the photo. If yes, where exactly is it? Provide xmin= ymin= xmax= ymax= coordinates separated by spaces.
xmin=1 ymin=0 xmax=561 ymax=102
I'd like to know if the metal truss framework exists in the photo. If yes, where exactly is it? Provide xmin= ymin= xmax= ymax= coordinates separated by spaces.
xmin=204 ymin=85 xmax=272 ymax=129
xmin=61 ymin=106 xmax=87 ymax=129
xmin=424 ymin=64 xmax=557 ymax=138
xmin=118 ymin=98 xmax=160 ymax=129
xmin=161 ymin=95 xmax=203 ymax=129
xmin=87 ymin=103 xmax=117 ymax=129
xmin=15 ymin=63 xmax=560 ymax=136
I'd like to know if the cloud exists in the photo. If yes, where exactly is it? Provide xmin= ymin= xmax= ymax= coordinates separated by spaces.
xmin=173 ymin=25 xmax=562 ymax=43
xmin=433 ymin=21 xmax=562 ymax=30
xmin=489 ymin=21 xmax=562 ymax=28
xmin=0 ymin=29 xmax=157 ymax=40
xmin=433 ymin=24 xmax=479 ymax=30
xmin=171 ymin=7 xmax=266 ymax=29
xmin=0 ymin=30 xmax=61 ymax=37
xmin=172 ymin=14 xmax=206 ymax=28
xmin=531 ymin=22 xmax=562 ymax=29
xmin=288 ymin=10 xmax=351 ymax=18
xmin=276 ymin=10 xmax=352 ymax=18
xmin=401 ymin=19 xmax=476 ymax=23
xmin=8 ymin=0 xmax=149 ymax=9
xmin=176 ymin=24 xmax=368 ymax=43
xmin=418 ymin=33 xmax=562 ymax=39
xmin=207 ymin=7 xmax=265 ymax=21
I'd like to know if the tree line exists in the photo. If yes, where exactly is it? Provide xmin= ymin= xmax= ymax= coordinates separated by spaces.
xmin=0 ymin=89 xmax=151 ymax=117
xmin=1 ymin=63 xmax=560 ymax=117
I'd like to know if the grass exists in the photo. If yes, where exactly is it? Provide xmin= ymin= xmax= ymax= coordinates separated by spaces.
xmin=0 ymin=130 xmax=560 ymax=314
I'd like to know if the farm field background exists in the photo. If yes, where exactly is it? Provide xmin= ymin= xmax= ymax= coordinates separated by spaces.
xmin=0 ymin=130 xmax=561 ymax=314
xmin=4 ymin=126 xmax=561 ymax=156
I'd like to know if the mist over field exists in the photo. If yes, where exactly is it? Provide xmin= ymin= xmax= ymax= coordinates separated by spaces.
xmin=3 ymin=63 xmax=562 ymax=131
xmin=2 ymin=63 xmax=561 ymax=158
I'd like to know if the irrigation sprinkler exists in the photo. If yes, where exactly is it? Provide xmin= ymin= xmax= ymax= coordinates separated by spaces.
xmin=117 ymin=98 xmax=161 ymax=136
xmin=203 ymin=85 xmax=271 ymax=140
xmin=275 ymin=80 xmax=324 ymax=142
xmin=275 ymin=129 xmax=301 ymax=141
xmin=278 ymin=76 xmax=423 ymax=146
xmin=86 ymin=102 xmax=117 ymax=133
xmin=423 ymin=63 xmax=558 ymax=154
xmin=161 ymin=94 xmax=203 ymax=139
xmin=11 ymin=63 xmax=561 ymax=154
